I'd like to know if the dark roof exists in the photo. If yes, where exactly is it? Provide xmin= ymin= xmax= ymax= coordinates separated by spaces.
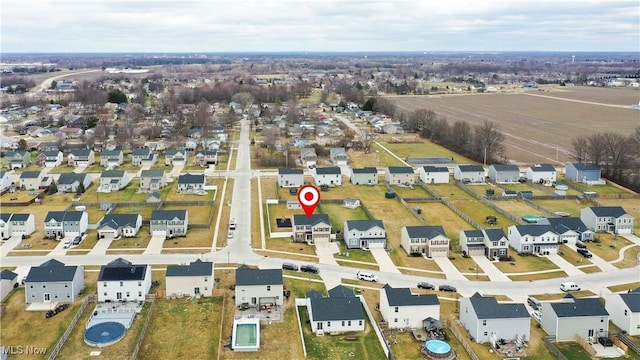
xmin=468 ymin=292 xmax=530 ymax=319
xmin=306 ymin=290 xmax=323 ymax=299
xmin=42 ymin=150 xmax=61 ymax=157
xmin=620 ymin=292 xmax=640 ymax=312
xmin=328 ymin=285 xmax=356 ymax=298
xmin=132 ymin=148 xmax=152 ymax=156
xmin=490 ymin=164 xmax=519 ymax=172
xmin=529 ymin=164 xmax=556 ymax=172
xmin=101 ymin=170 xmax=126 ymax=178
xmin=309 ymin=297 xmax=364 ymax=321
xmin=101 ymin=150 xmax=122 ymax=157
xmin=569 ymin=163 xmax=600 ymax=171
xmin=178 ymin=173 xmax=205 ymax=184
xmin=151 ymin=210 xmax=187 ymax=221
xmin=20 ymin=171 xmax=41 ymax=179
xmin=383 ymin=284 xmax=440 ymax=306
xmin=514 ymin=225 xmax=556 ymax=236
xmin=351 ymin=167 xmax=377 ymax=174
xmin=483 ymin=228 xmax=507 ymax=241
xmin=293 ymin=214 xmax=330 ymax=227
xmin=405 ymin=226 xmax=447 ymax=239
xmin=544 ymin=217 xmax=590 ymax=234
xmin=315 ymin=167 xmax=341 ymax=175
xmin=25 ymin=259 xmax=79 ymax=282
xmin=0 ymin=213 xmax=12 ymax=223
xmin=387 ymin=166 xmax=414 ymax=174
xmin=57 ymin=172 xmax=88 ymax=185
xmin=98 ymin=257 xmax=148 ymax=281
xmin=70 ymin=149 xmax=92 ymax=157
xmin=44 ymin=211 xmax=84 ymax=222
xmin=588 ymin=206 xmax=629 ymax=218
xmin=9 ymin=213 xmax=31 ymax=222
xmin=140 ymin=170 xmax=165 ymax=178
xmin=422 ymin=166 xmax=449 ymax=173
xmin=235 ymin=265 xmax=283 ymax=286
xmin=278 ymin=168 xmax=303 ymax=175
xmin=458 ymin=165 xmax=485 ymax=172
xmin=550 ymin=297 xmax=609 ymax=317
xmin=166 ymin=260 xmax=213 ymax=277
xmin=463 ymin=230 xmax=484 ymax=238
xmin=99 ymin=214 xmax=140 ymax=229
xmin=345 ymin=219 xmax=384 ymax=231
xmin=0 ymin=269 xmax=17 ymax=281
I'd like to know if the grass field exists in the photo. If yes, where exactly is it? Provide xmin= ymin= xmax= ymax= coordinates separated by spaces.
xmin=390 ymin=184 xmax=432 ymax=199
xmin=416 ymin=202 xmax=474 ymax=243
xmin=493 ymin=199 xmax=547 ymax=219
xmin=320 ymin=203 xmax=370 ymax=232
xmin=494 ymin=254 xmax=559 ymax=273
xmin=532 ymin=199 xmax=584 ymax=217
xmin=589 ymin=234 xmax=633 ymax=261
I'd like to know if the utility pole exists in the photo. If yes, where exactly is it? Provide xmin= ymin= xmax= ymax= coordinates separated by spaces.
xmin=483 ymin=147 xmax=487 ymax=166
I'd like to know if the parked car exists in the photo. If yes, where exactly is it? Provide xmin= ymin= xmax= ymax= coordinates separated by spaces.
xmin=289 ymin=188 xmax=298 ymax=195
xmin=356 ymin=271 xmax=378 ymax=282
xmin=532 ymin=310 xmax=542 ymax=322
xmin=527 ymin=296 xmax=542 ymax=310
xmin=282 ymin=263 xmax=299 ymax=271
xmin=63 ymin=240 xmax=72 ymax=249
xmin=229 ymin=219 xmax=236 ymax=230
xmin=227 ymin=231 xmax=234 ymax=239
xmin=598 ymin=337 xmax=614 ymax=347
xmin=438 ymin=285 xmax=457 ymax=292
xmin=300 ymin=264 xmax=319 ymax=274
xmin=417 ymin=282 xmax=435 ymax=290
xmin=560 ymin=281 xmax=580 ymax=292
xmin=576 ymin=241 xmax=587 ymax=249
xmin=72 ymin=236 xmax=82 ymax=245
xmin=576 ymin=248 xmax=592 ymax=258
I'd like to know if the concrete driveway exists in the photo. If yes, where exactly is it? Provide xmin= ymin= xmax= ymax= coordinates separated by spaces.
xmin=144 ymin=234 xmax=166 ymax=255
xmin=1 ymin=235 xmax=23 ymax=257
xmin=370 ymin=248 xmax=401 ymax=274
xmin=431 ymin=256 xmax=467 ymax=281
xmin=315 ymin=242 xmax=339 ymax=266
xmin=471 ymin=255 xmax=511 ymax=281
xmin=88 ymin=237 xmax=115 ymax=255
xmin=170 ymin=164 xmax=184 ymax=178
xmin=545 ymin=253 xmax=584 ymax=276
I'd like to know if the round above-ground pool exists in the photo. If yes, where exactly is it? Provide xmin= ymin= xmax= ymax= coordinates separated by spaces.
xmin=422 ymin=339 xmax=452 ymax=359
xmin=84 ymin=322 xmax=126 ymax=347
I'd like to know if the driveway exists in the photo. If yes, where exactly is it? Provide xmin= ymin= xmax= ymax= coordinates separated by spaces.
xmin=144 ymin=234 xmax=166 ymax=255
xmin=431 ymin=256 xmax=467 ymax=281
xmin=73 ymin=166 xmax=87 ymax=174
xmin=49 ymin=238 xmax=71 ymax=256
xmin=88 ymin=237 xmax=115 ymax=255
xmin=545 ymin=254 xmax=584 ymax=276
xmin=471 ymin=255 xmax=511 ymax=282
xmin=565 ymin=243 xmax=618 ymax=272
xmin=1 ymin=235 xmax=23 ymax=257
xmin=315 ymin=242 xmax=339 ymax=266
xmin=170 ymin=164 xmax=184 ymax=178
xmin=370 ymin=248 xmax=401 ymax=274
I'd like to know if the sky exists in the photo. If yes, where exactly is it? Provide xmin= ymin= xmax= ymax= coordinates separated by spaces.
xmin=2 ymin=0 xmax=639 ymax=53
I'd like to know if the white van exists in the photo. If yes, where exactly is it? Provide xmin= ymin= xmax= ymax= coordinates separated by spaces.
xmin=356 ymin=271 xmax=378 ymax=282
xmin=560 ymin=282 xmax=580 ymax=292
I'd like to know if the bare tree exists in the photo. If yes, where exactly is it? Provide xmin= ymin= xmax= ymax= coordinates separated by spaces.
xmin=473 ymin=121 xmax=505 ymax=165
xmin=359 ymin=128 xmax=377 ymax=153
xmin=571 ymin=136 xmax=589 ymax=163
xmin=231 ymin=91 xmax=255 ymax=111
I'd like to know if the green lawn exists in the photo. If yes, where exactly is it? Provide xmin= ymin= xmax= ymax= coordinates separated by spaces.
xmin=320 ymin=203 xmax=370 ymax=232
xmin=390 ymin=185 xmax=432 ymax=199
xmin=531 ymin=199 xmax=584 ymax=217
xmin=417 ymin=202 xmax=475 ymax=243
xmin=427 ymin=183 xmax=477 ymax=200
xmin=554 ymin=342 xmax=593 ymax=360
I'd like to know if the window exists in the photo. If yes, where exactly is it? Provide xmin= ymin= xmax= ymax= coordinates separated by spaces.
xmin=359 ymin=320 xmax=363 ymax=326
xmin=120 ymin=281 xmax=124 ymax=287
xmin=104 ymin=292 xmax=107 ymax=296
xmin=138 ymin=291 xmax=142 ymax=296
xmin=348 ymin=321 xmax=351 ymax=326
xmin=394 ymin=307 xmax=399 ymax=313
xmin=624 ymin=310 xmax=628 ymax=316
xmin=484 ymin=332 xmax=488 ymax=336
xmin=30 ymin=285 xmax=33 ymax=288
xmin=65 ymin=284 xmax=68 ymax=288
xmin=327 ymin=322 xmax=331 ymax=327
xmin=394 ymin=318 xmax=398 ymax=323
xmin=138 ymin=281 xmax=142 ymax=286
xmin=43 ymin=284 xmax=46 ymax=288
xmin=126 ymin=292 xmax=130 ymax=297
xmin=267 ymin=286 xmax=271 ymax=291
xmin=482 ymin=320 xmax=487 ymax=326
xmin=204 ymin=277 xmax=208 ymax=282
xmin=342 ymin=321 xmax=345 ymax=326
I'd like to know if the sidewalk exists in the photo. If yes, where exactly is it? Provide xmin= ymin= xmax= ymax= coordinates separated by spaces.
xmin=370 ymin=248 xmax=400 ymax=274
xmin=88 ymin=237 xmax=115 ymax=255
xmin=430 ymin=256 xmax=467 ymax=281
xmin=471 ymin=255 xmax=511 ymax=282
xmin=315 ymin=242 xmax=339 ymax=266
xmin=545 ymin=254 xmax=584 ymax=276
xmin=1 ymin=235 xmax=23 ymax=257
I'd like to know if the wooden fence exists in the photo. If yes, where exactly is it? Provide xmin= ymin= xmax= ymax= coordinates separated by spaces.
xmin=445 ymin=317 xmax=479 ymax=360
xmin=130 ymin=294 xmax=157 ymax=360
xmin=543 ymin=336 xmax=567 ymax=360
xmin=574 ymin=334 xmax=597 ymax=357
xmin=48 ymin=294 xmax=95 ymax=360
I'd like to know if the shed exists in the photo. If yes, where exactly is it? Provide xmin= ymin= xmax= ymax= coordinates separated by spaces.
xmin=385 ymin=191 xmax=396 ymax=199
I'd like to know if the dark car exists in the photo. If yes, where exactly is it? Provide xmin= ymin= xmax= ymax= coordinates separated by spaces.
xmin=417 ymin=282 xmax=435 ymax=290
xmin=598 ymin=337 xmax=613 ymax=347
xmin=289 ymin=188 xmax=298 ymax=195
xmin=438 ymin=285 xmax=457 ymax=292
xmin=300 ymin=265 xmax=319 ymax=274
xmin=282 ymin=263 xmax=299 ymax=271
xmin=72 ymin=236 xmax=82 ymax=245
xmin=577 ymin=248 xmax=593 ymax=258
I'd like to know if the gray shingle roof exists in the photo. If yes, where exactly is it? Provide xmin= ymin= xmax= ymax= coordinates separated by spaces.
xmin=569 ymin=163 xmax=600 ymax=171
xmin=101 ymin=170 xmax=126 ymax=178
xmin=141 ymin=170 xmax=165 ymax=178
xmin=166 ymin=260 xmax=213 ymax=277
xmin=422 ymin=166 xmax=448 ymax=173
xmin=235 ymin=265 xmax=283 ymax=286
xmin=387 ymin=166 xmax=414 ymax=174
xmin=468 ymin=292 xmax=530 ymax=319
xmin=529 ymin=164 xmax=556 ymax=172
xmin=383 ymin=285 xmax=440 ymax=306
xmin=544 ymin=218 xmax=590 ymax=234
xmin=9 ymin=213 xmax=31 ymax=222
xmin=620 ymin=292 xmax=640 ymax=312
xmin=278 ymin=168 xmax=303 ymax=175
xmin=483 ymin=228 xmax=507 ymax=241
xmin=463 ymin=230 xmax=484 ymax=238
xmin=132 ymin=148 xmax=152 ymax=156
xmin=99 ymin=214 xmax=140 ymax=229
xmin=178 ymin=173 xmax=205 ymax=184
xmin=458 ymin=165 xmax=485 ymax=172
xmin=315 ymin=167 xmax=341 ymax=175
xmin=490 ymin=164 xmax=519 ymax=172
xmin=328 ymin=285 xmax=356 ymax=298
xmin=351 ymin=167 xmax=377 ymax=174
xmin=550 ymin=297 xmax=609 ymax=317
xmin=514 ymin=224 xmax=556 ymax=236
xmin=346 ymin=219 xmax=384 ymax=231
xmin=309 ymin=297 xmax=364 ymax=321
xmin=42 ymin=150 xmax=61 ymax=157
xmin=98 ymin=258 xmax=148 ymax=281
xmin=0 ymin=269 xmax=17 ymax=281
xmin=588 ymin=206 xmax=628 ymax=218
xmin=306 ymin=290 xmax=323 ymax=299
xmin=20 ymin=171 xmax=41 ymax=179
xmin=293 ymin=214 xmax=330 ymax=227
xmin=44 ymin=211 xmax=84 ymax=222
xmin=151 ymin=210 xmax=187 ymax=221
xmin=25 ymin=259 xmax=79 ymax=282
xmin=101 ymin=150 xmax=122 ymax=157
xmin=57 ymin=172 xmax=89 ymax=185
xmin=70 ymin=149 xmax=91 ymax=157
xmin=405 ymin=226 xmax=447 ymax=239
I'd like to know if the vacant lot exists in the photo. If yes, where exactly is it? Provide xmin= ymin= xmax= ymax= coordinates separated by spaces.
xmin=391 ymin=87 xmax=639 ymax=164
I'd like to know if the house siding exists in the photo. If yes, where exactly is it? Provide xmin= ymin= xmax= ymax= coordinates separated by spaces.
xmin=166 ymin=275 xmax=213 ymax=297
xmin=25 ymin=266 xmax=84 ymax=304
xmin=98 ymin=266 xmax=152 ymax=302
xmin=234 ymin=284 xmax=284 ymax=307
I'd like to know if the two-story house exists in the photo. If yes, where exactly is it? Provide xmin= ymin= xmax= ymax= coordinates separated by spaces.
xmin=400 ymin=225 xmax=450 ymax=257
xmin=166 ymin=259 xmax=214 ymax=298
xmin=306 ymin=286 xmax=365 ymax=335
xmin=98 ymin=214 xmax=143 ymax=239
xmin=454 ymin=165 xmax=486 ymax=183
xmin=385 ymin=166 xmax=415 ymax=185
xmin=460 ymin=230 xmax=487 ymax=257
xmin=99 ymin=170 xmax=129 ymax=192
xmin=0 ymin=213 xmax=36 ymax=239
xmin=165 ymin=149 xmax=188 ymax=166
xmin=525 ymin=164 xmax=557 ymax=184
xmin=150 ymin=210 xmax=188 ymax=238
xmin=300 ymin=148 xmax=317 ymax=168
xmin=538 ymin=217 xmax=594 ymax=243
xmin=97 ymin=258 xmax=152 ymax=303
xmin=43 ymin=211 xmax=88 ymax=239
xmin=314 ymin=167 xmax=342 ymax=186
xmin=131 ymin=148 xmax=156 ymax=166
xmin=278 ymin=168 xmax=304 ymax=188
xmin=5 ymin=151 xmax=31 ymax=169
xmin=139 ymin=170 xmax=167 ymax=192
xmin=177 ymin=173 xmax=205 ymax=193
xmin=19 ymin=170 xmax=42 ymax=190
xmin=100 ymin=149 xmax=124 ymax=167
xmin=24 ymin=259 xmax=84 ymax=304
xmin=487 ymin=164 xmax=520 ymax=183
xmin=194 ymin=150 xmax=218 ymax=166
xmin=330 ymin=147 xmax=348 ymax=166
xmin=419 ymin=166 xmax=449 ymax=184
xmin=0 ymin=170 xmax=13 ymax=194
xmin=507 ymin=225 xmax=559 ymax=255
xmin=0 ymin=269 xmax=18 ymax=302
xmin=350 ymin=167 xmax=378 ymax=185
xmin=38 ymin=150 xmax=64 ymax=167
xmin=565 ymin=163 xmax=602 ymax=184
xmin=541 ymin=294 xmax=609 ymax=341
xmin=460 ymin=293 xmax=530 ymax=344
xmin=380 ymin=284 xmax=440 ymax=329
xmin=68 ymin=149 xmax=95 ymax=167
xmin=57 ymin=172 xmax=92 ymax=193
xmin=344 ymin=220 xmax=386 ymax=249
xmin=605 ymin=289 xmax=640 ymax=336
xmin=292 ymin=214 xmax=331 ymax=245
xmin=580 ymin=206 xmax=634 ymax=235
xmin=234 ymin=265 xmax=283 ymax=308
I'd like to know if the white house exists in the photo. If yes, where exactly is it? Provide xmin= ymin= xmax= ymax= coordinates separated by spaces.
xmin=300 ymin=147 xmax=317 ymax=168
xmin=460 ymin=293 xmax=530 ymax=344
xmin=343 ymin=219 xmax=386 ymax=249
xmin=19 ymin=171 xmax=42 ymax=191
xmin=177 ymin=173 xmax=205 ymax=193
xmin=24 ymin=259 xmax=85 ymax=304
xmin=541 ymin=294 xmax=609 ymax=341
xmin=278 ymin=168 xmax=304 ymax=188
xmin=507 ymin=225 xmax=559 ymax=255
xmin=385 ymin=166 xmax=415 ymax=185
xmin=580 ymin=206 xmax=634 ymax=235
xmin=314 ymin=167 xmax=342 ymax=186
xmin=306 ymin=286 xmax=365 ymax=335
xmin=67 ymin=149 xmax=95 ymax=167
xmin=99 ymin=170 xmax=129 ymax=192
xmin=526 ymin=164 xmax=556 ymax=184
xmin=350 ymin=167 xmax=378 ymax=185
xmin=38 ymin=150 xmax=64 ymax=167
xmin=166 ymin=259 xmax=214 ymax=298
xmin=0 ymin=213 xmax=36 ymax=239
xmin=400 ymin=225 xmax=449 ymax=257
xmin=131 ymin=148 xmax=156 ymax=166
xmin=419 ymin=166 xmax=449 ymax=184
xmin=140 ymin=170 xmax=167 ymax=192
xmin=538 ymin=217 xmax=594 ymax=243
xmin=487 ymin=164 xmax=520 ymax=184
xmin=605 ymin=289 xmax=640 ymax=336
xmin=97 ymin=258 xmax=152 ymax=303
xmin=43 ymin=211 xmax=88 ymax=239
xmin=0 ymin=269 xmax=18 ymax=302
xmin=97 ymin=214 xmax=142 ymax=239
xmin=234 ymin=265 xmax=284 ymax=308
xmin=380 ymin=284 xmax=440 ymax=329
xmin=99 ymin=150 xmax=124 ymax=167
xmin=454 ymin=165 xmax=486 ymax=183
xmin=0 ymin=171 xmax=13 ymax=193
xmin=165 ymin=149 xmax=188 ymax=166
xmin=330 ymin=147 xmax=348 ymax=166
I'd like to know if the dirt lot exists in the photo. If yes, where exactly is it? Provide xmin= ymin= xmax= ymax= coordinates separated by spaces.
xmin=391 ymin=86 xmax=639 ymax=165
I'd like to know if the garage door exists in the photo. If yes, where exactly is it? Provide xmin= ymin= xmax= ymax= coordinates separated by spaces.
xmin=151 ymin=230 xmax=167 ymax=237
xmin=367 ymin=240 xmax=385 ymax=249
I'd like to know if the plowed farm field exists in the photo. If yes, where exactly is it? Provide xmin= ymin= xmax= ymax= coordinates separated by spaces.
xmin=391 ymin=86 xmax=640 ymax=165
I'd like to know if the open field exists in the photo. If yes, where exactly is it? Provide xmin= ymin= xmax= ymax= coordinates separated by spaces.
xmin=390 ymin=87 xmax=639 ymax=165
xmin=376 ymin=135 xmax=476 ymax=164
xmin=320 ymin=203 xmax=370 ymax=232
xmin=390 ymin=184 xmax=432 ymax=199
xmin=417 ymin=202 xmax=474 ymax=243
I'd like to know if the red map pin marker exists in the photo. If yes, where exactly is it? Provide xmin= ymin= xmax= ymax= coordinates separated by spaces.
xmin=298 ymin=185 xmax=320 ymax=218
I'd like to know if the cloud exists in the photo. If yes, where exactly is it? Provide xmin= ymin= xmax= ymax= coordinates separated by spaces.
xmin=2 ymin=0 xmax=638 ymax=52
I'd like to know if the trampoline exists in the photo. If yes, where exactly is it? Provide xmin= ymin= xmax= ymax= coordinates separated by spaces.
xmin=84 ymin=322 xmax=126 ymax=347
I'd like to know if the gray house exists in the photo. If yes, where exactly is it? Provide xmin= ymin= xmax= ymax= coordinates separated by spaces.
xmin=565 ymin=163 xmax=602 ymax=183
xmin=19 ymin=171 xmax=42 ymax=191
xmin=165 ymin=149 xmax=188 ymax=166
xmin=278 ymin=168 xmax=304 ymax=188
xmin=538 ymin=217 xmax=594 ymax=243
xmin=57 ymin=172 xmax=92 ymax=193
xmin=99 ymin=170 xmax=129 ymax=192
xmin=580 ymin=206 xmax=634 ymax=235
xmin=487 ymin=164 xmax=520 ymax=183
xmin=460 ymin=293 xmax=530 ymax=344
xmin=385 ymin=166 xmax=415 ymax=185
xmin=166 ymin=259 xmax=214 ymax=298
xmin=131 ymin=148 xmax=156 ymax=166
xmin=177 ymin=173 xmax=205 ymax=193
xmin=314 ymin=167 xmax=342 ymax=186
xmin=100 ymin=150 xmax=124 ymax=167
xmin=350 ymin=167 xmax=378 ymax=185
xmin=292 ymin=214 xmax=332 ymax=245
xmin=24 ymin=259 xmax=84 ymax=304
xmin=541 ymin=295 xmax=609 ymax=341
xmin=454 ymin=165 xmax=486 ymax=183
xmin=300 ymin=147 xmax=317 ymax=168
xmin=344 ymin=220 xmax=386 ymax=249
xmin=5 ymin=151 xmax=31 ymax=169
xmin=306 ymin=286 xmax=365 ymax=335
xmin=234 ymin=265 xmax=284 ymax=307
xmin=140 ymin=170 xmax=167 ymax=192
xmin=0 ymin=269 xmax=18 ymax=302
xmin=98 ymin=214 xmax=143 ymax=239
xmin=330 ymin=147 xmax=348 ymax=166
xmin=43 ymin=210 xmax=89 ymax=239
xmin=150 ymin=210 xmax=188 ymax=238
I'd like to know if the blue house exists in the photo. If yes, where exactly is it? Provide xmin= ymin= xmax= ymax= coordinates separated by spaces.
xmin=565 ymin=163 xmax=602 ymax=183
